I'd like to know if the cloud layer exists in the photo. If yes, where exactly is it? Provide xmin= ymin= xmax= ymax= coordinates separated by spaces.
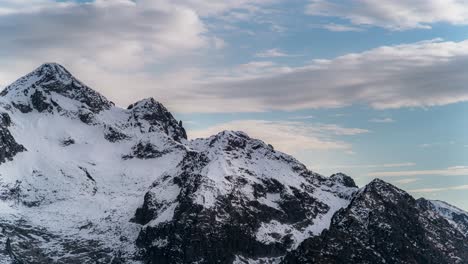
xmin=189 ymin=39 xmax=468 ymax=112
xmin=307 ymin=0 xmax=468 ymax=30
xmin=368 ymin=166 xmax=468 ymax=177
xmin=1 ymin=2 xmax=468 ymax=114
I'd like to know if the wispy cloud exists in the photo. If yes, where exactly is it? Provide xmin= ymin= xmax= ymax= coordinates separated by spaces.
xmin=409 ymin=185 xmax=468 ymax=193
xmin=369 ymin=118 xmax=395 ymax=123
xmin=322 ymin=23 xmax=363 ymax=32
xmin=188 ymin=120 xmax=369 ymax=154
xmin=368 ymin=166 xmax=468 ymax=177
xmin=393 ymin=178 xmax=420 ymax=184
xmin=169 ymin=39 xmax=468 ymax=113
xmin=255 ymin=48 xmax=290 ymax=58
xmin=3 ymin=2 xmax=468 ymax=114
xmin=306 ymin=0 xmax=468 ymax=30
xmin=330 ymin=162 xmax=416 ymax=169
xmin=288 ymin=115 xmax=315 ymax=120
xmin=419 ymin=141 xmax=456 ymax=148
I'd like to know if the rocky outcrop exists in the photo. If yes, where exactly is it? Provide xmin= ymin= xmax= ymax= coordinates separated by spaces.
xmin=128 ymin=98 xmax=187 ymax=142
xmin=0 ymin=113 xmax=25 ymax=164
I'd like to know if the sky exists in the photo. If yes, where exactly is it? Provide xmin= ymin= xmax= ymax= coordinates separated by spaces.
xmin=0 ymin=0 xmax=467 ymax=210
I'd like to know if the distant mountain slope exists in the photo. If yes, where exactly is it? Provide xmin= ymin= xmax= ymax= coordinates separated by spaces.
xmin=0 ymin=63 xmax=465 ymax=264
xmin=283 ymin=179 xmax=468 ymax=264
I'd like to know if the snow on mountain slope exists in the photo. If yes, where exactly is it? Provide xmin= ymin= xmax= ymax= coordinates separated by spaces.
xmin=0 ymin=63 xmax=188 ymax=262
xmin=421 ymin=199 xmax=468 ymax=237
xmin=135 ymin=131 xmax=358 ymax=263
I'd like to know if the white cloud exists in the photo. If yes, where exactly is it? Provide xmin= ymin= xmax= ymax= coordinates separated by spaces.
xmin=212 ymin=37 xmax=227 ymax=49
xmin=288 ymin=115 xmax=315 ymax=120
xmin=419 ymin=141 xmax=456 ymax=148
xmin=0 ymin=0 xmax=209 ymax=75
xmin=369 ymin=118 xmax=395 ymax=123
xmin=393 ymin=178 xmax=420 ymax=184
xmin=322 ymin=23 xmax=363 ymax=32
xmin=307 ymin=0 xmax=468 ymax=30
xmin=179 ymin=39 xmax=468 ymax=112
xmin=409 ymin=185 xmax=468 ymax=193
xmin=154 ymin=0 xmax=277 ymax=17
xmin=188 ymin=120 xmax=368 ymax=154
xmin=368 ymin=166 xmax=468 ymax=177
xmin=330 ymin=162 xmax=416 ymax=169
xmin=256 ymin=48 xmax=289 ymax=58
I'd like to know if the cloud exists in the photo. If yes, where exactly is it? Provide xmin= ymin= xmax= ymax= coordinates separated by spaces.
xmin=256 ymin=48 xmax=289 ymax=58
xmin=330 ymin=162 xmax=416 ymax=169
xmin=288 ymin=115 xmax=315 ymax=120
xmin=188 ymin=120 xmax=369 ymax=154
xmin=3 ymin=3 xmax=468 ymax=114
xmin=322 ymin=23 xmax=363 ymax=32
xmin=180 ymin=39 xmax=468 ymax=112
xmin=419 ymin=141 xmax=456 ymax=148
xmin=409 ymin=185 xmax=468 ymax=193
xmin=393 ymin=178 xmax=420 ymax=184
xmin=0 ymin=0 xmax=216 ymax=87
xmin=368 ymin=166 xmax=468 ymax=177
xmin=369 ymin=118 xmax=395 ymax=123
xmin=159 ymin=0 xmax=278 ymax=17
xmin=306 ymin=0 xmax=468 ymax=30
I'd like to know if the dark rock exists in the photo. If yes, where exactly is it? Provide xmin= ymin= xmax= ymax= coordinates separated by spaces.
xmin=329 ymin=173 xmax=357 ymax=188
xmin=60 ymin=137 xmax=75 ymax=146
xmin=31 ymin=90 xmax=52 ymax=112
xmin=0 ymin=124 xmax=26 ymax=164
xmin=123 ymin=142 xmax=167 ymax=160
xmin=11 ymin=103 xmax=32 ymax=113
xmin=78 ymin=111 xmax=95 ymax=125
xmin=0 ymin=113 xmax=11 ymax=127
xmin=104 ymin=126 xmax=129 ymax=142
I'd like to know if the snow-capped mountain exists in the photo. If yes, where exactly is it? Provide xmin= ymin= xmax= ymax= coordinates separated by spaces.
xmin=0 ymin=63 xmax=466 ymax=264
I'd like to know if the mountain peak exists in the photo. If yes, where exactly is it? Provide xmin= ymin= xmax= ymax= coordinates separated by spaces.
xmin=362 ymin=178 xmax=410 ymax=200
xmin=329 ymin=173 xmax=357 ymax=188
xmin=128 ymin=97 xmax=187 ymax=141
xmin=34 ymin=62 xmax=73 ymax=82
xmin=127 ymin=97 xmax=163 ymax=110
xmin=0 ymin=63 xmax=113 ymax=113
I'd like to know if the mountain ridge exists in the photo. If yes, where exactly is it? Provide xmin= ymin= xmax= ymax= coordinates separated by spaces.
xmin=0 ymin=63 xmax=465 ymax=264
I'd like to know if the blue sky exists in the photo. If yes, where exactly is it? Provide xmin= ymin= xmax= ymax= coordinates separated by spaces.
xmin=0 ymin=0 xmax=467 ymax=209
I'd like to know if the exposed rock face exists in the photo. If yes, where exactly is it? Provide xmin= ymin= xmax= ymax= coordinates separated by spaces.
xmin=283 ymin=179 xmax=468 ymax=264
xmin=128 ymin=98 xmax=187 ymax=142
xmin=123 ymin=142 xmax=168 ymax=160
xmin=419 ymin=198 xmax=468 ymax=237
xmin=0 ymin=112 xmax=25 ymax=164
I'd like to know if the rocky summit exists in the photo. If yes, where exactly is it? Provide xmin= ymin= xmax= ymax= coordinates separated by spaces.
xmin=0 ymin=63 xmax=465 ymax=264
